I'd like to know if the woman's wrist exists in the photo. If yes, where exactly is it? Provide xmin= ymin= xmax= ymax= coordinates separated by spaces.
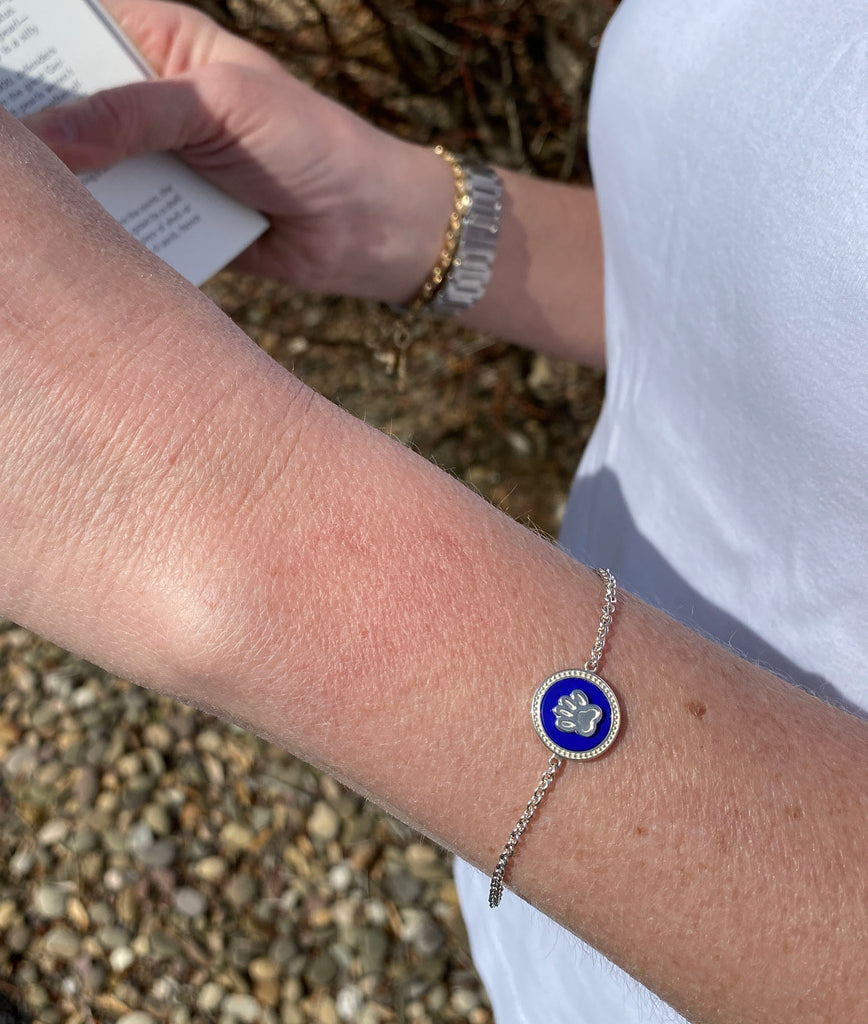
xmin=300 ymin=123 xmax=458 ymax=305
xmin=310 ymin=120 xmax=605 ymax=365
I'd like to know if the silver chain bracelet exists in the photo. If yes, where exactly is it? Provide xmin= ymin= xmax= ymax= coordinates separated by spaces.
xmin=489 ymin=568 xmax=621 ymax=908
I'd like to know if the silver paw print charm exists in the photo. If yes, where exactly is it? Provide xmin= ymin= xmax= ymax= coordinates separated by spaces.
xmin=531 ymin=669 xmax=621 ymax=760
xmin=553 ymin=689 xmax=603 ymax=737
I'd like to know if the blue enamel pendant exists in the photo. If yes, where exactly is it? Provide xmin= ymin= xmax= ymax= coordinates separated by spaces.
xmin=531 ymin=669 xmax=621 ymax=760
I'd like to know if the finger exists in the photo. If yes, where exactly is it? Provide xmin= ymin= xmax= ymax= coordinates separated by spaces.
xmin=97 ymin=0 xmax=211 ymax=77
xmin=23 ymin=77 xmax=217 ymax=172
xmin=98 ymin=0 xmax=275 ymax=78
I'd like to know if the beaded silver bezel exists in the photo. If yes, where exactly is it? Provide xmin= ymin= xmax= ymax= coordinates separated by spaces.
xmin=531 ymin=669 xmax=621 ymax=761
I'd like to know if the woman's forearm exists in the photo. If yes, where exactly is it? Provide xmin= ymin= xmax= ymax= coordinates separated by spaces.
xmin=458 ymin=169 xmax=605 ymax=367
xmin=2 ymin=117 xmax=865 ymax=1024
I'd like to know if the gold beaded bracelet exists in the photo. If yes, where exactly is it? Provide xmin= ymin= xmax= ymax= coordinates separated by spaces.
xmin=406 ymin=146 xmax=470 ymax=312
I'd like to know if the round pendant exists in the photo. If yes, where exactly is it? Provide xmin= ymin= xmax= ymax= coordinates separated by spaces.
xmin=531 ymin=669 xmax=621 ymax=760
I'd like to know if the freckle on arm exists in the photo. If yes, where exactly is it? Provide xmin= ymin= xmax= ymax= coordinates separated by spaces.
xmin=685 ymin=699 xmax=707 ymax=720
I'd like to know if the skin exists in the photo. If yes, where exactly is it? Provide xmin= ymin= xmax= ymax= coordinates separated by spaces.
xmin=7 ymin=3 xmax=867 ymax=1022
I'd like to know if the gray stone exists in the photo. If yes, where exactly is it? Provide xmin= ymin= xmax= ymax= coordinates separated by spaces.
xmin=31 ymin=704 xmax=60 ymax=729
xmin=97 ymin=925 xmax=131 ymax=950
xmin=42 ymin=926 xmax=81 ymax=958
xmin=225 ymin=872 xmax=257 ymax=908
xmin=250 ymin=806 xmax=272 ymax=832
xmin=401 ymin=909 xmax=445 ymax=956
xmin=268 ymin=937 xmax=298 ymax=966
xmin=9 ymin=847 xmax=35 ymax=877
xmin=357 ymin=927 xmax=389 ymax=974
xmin=70 ymin=826 xmax=99 ymax=853
xmin=33 ymin=884 xmax=67 ymax=919
xmin=136 ymin=838 xmax=177 ymax=868
xmin=142 ymin=803 xmax=171 ymax=836
xmin=7 ymin=924 xmax=30 ymax=953
xmin=4 ymin=744 xmax=37 ymax=776
xmin=229 ymin=935 xmax=266 ymax=970
xmin=304 ymin=951 xmax=338 ymax=988
xmin=148 ymin=931 xmax=181 ymax=958
xmin=173 ymin=887 xmax=207 ymax=917
xmin=126 ymin=821 xmax=154 ymax=854
xmin=384 ymin=869 xmax=422 ymax=905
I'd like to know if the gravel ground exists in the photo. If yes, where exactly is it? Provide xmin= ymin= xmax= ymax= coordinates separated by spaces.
xmin=0 ymin=625 xmax=491 ymax=1024
xmin=0 ymin=2 xmax=613 ymax=1020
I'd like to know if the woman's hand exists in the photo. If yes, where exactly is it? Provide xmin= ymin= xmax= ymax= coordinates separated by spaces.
xmin=24 ymin=0 xmax=454 ymax=302
xmin=23 ymin=0 xmax=607 ymax=364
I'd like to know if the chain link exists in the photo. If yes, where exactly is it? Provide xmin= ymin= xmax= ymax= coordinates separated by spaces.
xmin=584 ymin=568 xmax=617 ymax=673
xmin=489 ymin=755 xmax=562 ymax=907
xmin=488 ymin=567 xmax=617 ymax=908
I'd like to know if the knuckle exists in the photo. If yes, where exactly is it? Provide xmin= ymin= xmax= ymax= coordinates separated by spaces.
xmin=85 ymin=88 xmax=136 ymax=153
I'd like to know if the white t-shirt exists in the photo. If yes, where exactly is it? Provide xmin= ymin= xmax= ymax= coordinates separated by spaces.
xmin=456 ymin=2 xmax=868 ymax=1021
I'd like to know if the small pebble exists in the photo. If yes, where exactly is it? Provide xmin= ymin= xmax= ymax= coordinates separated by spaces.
xmin=197 ymin=982 xmax=224 ymax=1013
xmin=254 ymin=977 xmax=281 ymax=1008
xmin=104 ymin=868 xmax=126 ymax=892
xmin=195 ymin=855 xmax=228 ymax=882
xmin=142 ymin=803 xmax=172 ymax=835
xmin=223 ymin=993 xmax=262 ymax=1023
xmin=42 ymin=925 xmax=81 ymax=959
xmin=67 ymin=896 xmax=90 ymax=930
xmin=173 ymin=886 xmax=207 ymax=917
xmin=220 ymin=822 xmax=254 ymax=850
xmin=9 ymin=847 xmax=35 ymax=877
xmin=225 ymin=872 xmax=258 ymax=908
xmin=451 ymin=988 xmax=480 ymax=1014
xmin=136 ymin=838 xmax=177 ymax=868
xmin=327 ymin=864 xmax=353 ymax=893
xmin=312 ymin=994 xmax=339 ymax=1024
xmin=250 ymin=958 xmax=280 ymax=983
xmin=4 ymin=743 xmax=37 ymax=776
xmin=126 ymin=822 xmax=154 ymax=854
xmin=97 ymin=925 xmax=131 ymax=950
xmin=6 ymin=924 xmax=30 ymax=953
xmin=402 ymin=910 xmax=445 ymax=956
xmin=384 ymin=869 xmax=422 ymax=905
xmin=336 ymin=985 xmax=364 ymax=1022
xmin=33 ymin=884 xmax=68 ymax=919
xmin=0 ymin=901 xmax=16 ymax=929
xmin=304 ymin=951 xmax=338 ymax=988
xmin=109 ymin=946 xmax=135 ymax=972
xmin=37 ymin=819 xmax=70 ymax=846
xmin=307 ymin=802 xmax=341 ymax=843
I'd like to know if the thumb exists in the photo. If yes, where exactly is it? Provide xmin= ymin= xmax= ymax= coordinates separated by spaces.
xmin=23 ymin=76 xmax=213 ymax=172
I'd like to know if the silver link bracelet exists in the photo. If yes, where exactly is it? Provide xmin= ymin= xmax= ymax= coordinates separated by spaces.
xmin=489 ymin=568 xmax=621 ymax=908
